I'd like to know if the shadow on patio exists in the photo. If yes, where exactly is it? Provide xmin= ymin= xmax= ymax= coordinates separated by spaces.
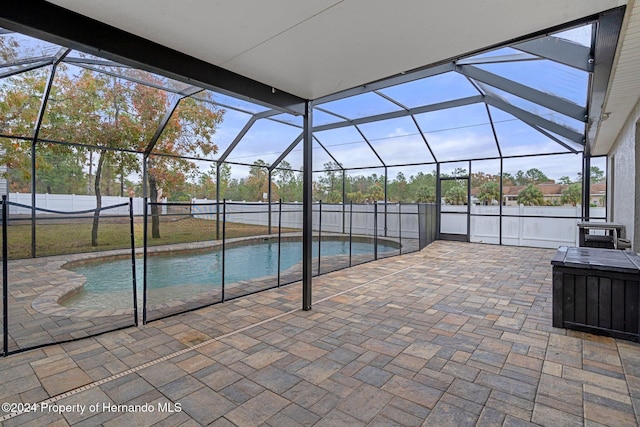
xmin=1 ymin=241 xmax=639 ymax=426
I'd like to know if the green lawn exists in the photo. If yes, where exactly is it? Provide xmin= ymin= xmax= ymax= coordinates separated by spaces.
xmin=1 ymin=217 xmax=300 ymax=259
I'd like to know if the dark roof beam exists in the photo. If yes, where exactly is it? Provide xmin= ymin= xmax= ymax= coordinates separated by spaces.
xmin=313 ymin=136 xmax=344 ymax=170
xmin=456 ymin=53 xmax=542 ymax=65
xmin=64 ymin=57 xmax=131 ymax=68
xmin=313 ymin=95 xmax=484 ymax=132
xmin=410 ymin=115 xmax=438 ymax=163
xmin=531 ymin=124 xmax=581 ymax=154
xmin=373 ymin=90 xmax=411 ymax=111
xmin=587 ymin=7 xmax=625 ymax=149
xmin=0 ymin=54 xmax=55 ymax=68
xmin=314 ymin=63 xmax=455 ymax=105
xmin=485 ymin=94 xmax=584 ymax=144
xmin=457 ymin=64 xmax=587 ymax=122
xmin=217 ymin=110 xmax=280 ymax=163
xmin=0 ymin=60 xmax=50 ymax=78
xmin=0 ymin=0 xmax=306 ymax=115
xmin=354 ymin=125 xmax=385 ymax=167
xmin=71 ymin=62 xmax=184 ymax=94
xmin=512 ymin=36 xmax=592 ymax=72
xmin=269 ymin=133 xmax=303 ymax=172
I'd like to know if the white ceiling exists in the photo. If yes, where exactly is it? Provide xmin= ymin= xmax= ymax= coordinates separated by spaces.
xmin=45 ymin=0 xmax=638 ymax=154
xmin=46 ymin=0 xmax=625 ymax=100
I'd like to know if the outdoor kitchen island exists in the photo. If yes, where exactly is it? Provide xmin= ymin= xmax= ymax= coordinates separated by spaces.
xmin=552 ymin=246 xmax=640 ymax=341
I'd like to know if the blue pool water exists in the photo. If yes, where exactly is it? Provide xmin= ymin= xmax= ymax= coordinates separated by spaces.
xmin=63 ymin=239 xmax=396 ymax=309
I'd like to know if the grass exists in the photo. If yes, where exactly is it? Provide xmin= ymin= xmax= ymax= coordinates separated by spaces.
xmin=1 ymin=216 xmax=301 ymax=259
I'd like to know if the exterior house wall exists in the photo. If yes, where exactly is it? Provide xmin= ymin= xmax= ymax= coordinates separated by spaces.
xmin=608 ymin=97 xmax=640 ymax=250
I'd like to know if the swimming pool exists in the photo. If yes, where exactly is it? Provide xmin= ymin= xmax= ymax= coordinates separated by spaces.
xmin=62 ymin=237 xmax=397 ymax=310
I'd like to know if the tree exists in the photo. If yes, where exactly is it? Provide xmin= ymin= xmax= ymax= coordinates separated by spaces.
xmin=317 ymin=161 xmax=343 ymax=202
xmin=387 ymin=171 xmax=408 ymax=202
xmin=36 ymin=149 xmax=88 ymax=194
xmin=511 ymin=168 xmax=549 ymax=186
xmin=415 ymin=185 xmax=436 ymax=203
xmin=367 ymin=183 xmax=384 ymax=202
xmin=517 ymin=184 xmax=544 ymax=206
xmin=1 ymin=63 xmax=223 ymax=244
xmin=471 ymin=171 xmax=499 ymax=188
xmin=245 ymin=159 xmax=271 ymax=201
xmin=559 ymin=176 xmax=572 ymax=185
xmin=561 ymin=183 xmax=582 ymax=206
xmin=444 ymin=183 xmax=467 ymax=205
xmin=477 ymin=181 xmax=500 ymax=205
xmin=409 ymin=171 xmax=436 ymax=202
xmin=525 ymin=168 xmax=549 ymax=184
xmin=143 ymin=90 xmax=223 ymax=239
xmin=576 ymin=166 xmax=605 ymax=183
xmin=274 ymin=161 xmax=302 ymax=202
xmin=43 ymin=68 xmax=156 ymax=245
xmin=216 ymin=162 xmax=231 ymax=199
xmin=0 ymin=68 xmax=73 ymax=194
xmin=501 ymin=173 xmax=515 ymax=186
xmin=590 ymin=166 xmax=605 ymax=183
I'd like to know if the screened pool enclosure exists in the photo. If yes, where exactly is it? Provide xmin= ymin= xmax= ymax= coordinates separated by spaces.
xmin=0 ymin=7 xmax=623 ymax=355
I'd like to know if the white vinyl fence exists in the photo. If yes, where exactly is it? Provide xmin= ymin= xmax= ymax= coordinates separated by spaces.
xmin=8 ymin=193 xmax=149 ymax=215
xmin=6 ymin=193 xmax=606 ymax=249
xmin=195 ymin=200 xmax=606 ymax=249
xmin=192 ymin=200 xmax=422 ymax=239
xmin=465 ymin=205 xmax=605 ymax=248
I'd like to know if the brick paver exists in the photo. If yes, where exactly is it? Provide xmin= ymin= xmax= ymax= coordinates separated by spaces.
xmin=1 ymin=241 xmax=640 ymax=426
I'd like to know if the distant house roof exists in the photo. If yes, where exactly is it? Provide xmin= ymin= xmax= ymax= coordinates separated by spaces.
xmin=471 ymin=182 xmax=607 ymax=198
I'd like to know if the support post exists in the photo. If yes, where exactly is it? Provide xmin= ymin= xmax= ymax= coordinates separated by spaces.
xmin=129 ymin=198 xmax=138 ymax=326
xmin=436 ymin=163 xmax=441 ymax=239
xmin=222 ymin=199 xmax=226 ymax=302
xmin=342 ymin=169 xmax=346 ymax=233
xmin=277 ymin=200 xmax=282 ymax=287
xmin=384 ymin=167 xmax=388 ymax=237
xmin=499 ymin=158 xmax=504 ymax=245
xmin=374 ymin=202 xmax=378 ymax=260
xmin=349 ymin=201 xmax=353 ymax=266
xmin=142 ymin=197 xmax=148 ymax=324
xmin=216 ymin=162 xmax=221 ymax=240
xmin=302 ymin=101 xmax=313 ymax=311
xmin=2 ymin=196 xmax=8 ymax=356
xmin=318 ymin=200 xmax=322 ymax=276
xmin=583 ymin=151 xmax=591 ymax=221
xmin=268 ymin=170 xmax=272 ymax=234
xmin=399 ymin=202 xmax=402 ymax=255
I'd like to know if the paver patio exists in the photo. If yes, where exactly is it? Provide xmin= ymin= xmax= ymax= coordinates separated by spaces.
xmin=1 ymin=240 xmax=640 ymax=426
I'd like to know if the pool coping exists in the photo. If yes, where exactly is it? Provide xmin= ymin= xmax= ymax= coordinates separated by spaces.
xmin=30 ymin=233 xmax=406 ymax=318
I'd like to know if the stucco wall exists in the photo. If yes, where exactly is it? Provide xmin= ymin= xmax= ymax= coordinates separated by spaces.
xmin=608 ymin=98 xmax=640 ymax=250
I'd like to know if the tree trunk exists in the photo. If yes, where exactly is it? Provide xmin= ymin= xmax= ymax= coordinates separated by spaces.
xmin=149 ymin=172 xmax=161 ymax=239
xmin=91 ymin=150 xmax=105 ymax=246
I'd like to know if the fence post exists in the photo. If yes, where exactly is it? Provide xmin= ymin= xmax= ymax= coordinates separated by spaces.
xmin=317 ymin=201 xmax=322 ymax=276
xmin=277 ymin=200 xmax=282 ymax=287
xmin=469 ymin=204 xmax=475 ymax=242
xmin=349 ymin=201 xmax=353 ymax=267
xmin=2 ymin=195 xmax=8 ymax=356
xmin=374 ymin=202 xmax=378 ymax=260
xmin=575 ymin=204 xmax=582 ymax=246
xmin=142 ymin=197 xmax=148 ymax=325
xmin=221 ymin=199 xmax=226 ymax=303
xmin=518 ymin=204 xmax=525 ymax=246
xmin=129 ymin=198 xmax=138 ymax=326
xmin=398 ymin=202 xmax=402 ymax=255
